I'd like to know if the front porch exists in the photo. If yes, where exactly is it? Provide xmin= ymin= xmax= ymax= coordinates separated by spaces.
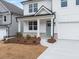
xmin=18 ymin=14 xmax=56 ymax=39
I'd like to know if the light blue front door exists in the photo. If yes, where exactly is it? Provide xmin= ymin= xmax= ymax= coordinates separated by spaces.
xmin=46 ymin=21 xmax=51 ymax=36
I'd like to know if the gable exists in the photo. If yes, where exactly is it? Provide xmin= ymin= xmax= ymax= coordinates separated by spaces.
xmin=35 ymin=5 xmax=52 ymax=15
xmin=36 ymin=8 xmax=50 ymax=15
xmin=0 ymin=1 xmax=9 ymax=13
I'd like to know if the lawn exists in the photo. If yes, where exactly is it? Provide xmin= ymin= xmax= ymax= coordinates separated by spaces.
xmin=0 ymin=43 xmax=47 ymax=59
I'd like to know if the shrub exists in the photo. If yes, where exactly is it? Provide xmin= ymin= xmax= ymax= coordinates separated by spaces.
xmin=34 ymin=35 xmax=37 ymax=38
xmin=16 ymin=32 xmax=23 ymax=38
xmin=25 ymin=35 xmax=31 ymax=40
xmin=4 ymin=34 xmax=41 ymax=45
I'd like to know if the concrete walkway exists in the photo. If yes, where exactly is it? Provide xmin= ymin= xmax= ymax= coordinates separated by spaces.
xmin=38 ymin=39 xmax=79 ymax=59
xmin=40 ymin=37 xmax=54 ymax=47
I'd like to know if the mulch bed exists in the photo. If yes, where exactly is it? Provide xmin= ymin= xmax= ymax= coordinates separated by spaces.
xmin=48 ymin=37 xmax=56 ymax=43
xmin=4 ymin=37 xmax=41 ymax=45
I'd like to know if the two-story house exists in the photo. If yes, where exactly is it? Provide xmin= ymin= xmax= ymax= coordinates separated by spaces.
xmin=0 ymin=0 xmax=23 ymax=40
xmin=17 ymin=0 xmax=57 ymax=39
xmin=17 ymin=0 xmax=79 ymax=40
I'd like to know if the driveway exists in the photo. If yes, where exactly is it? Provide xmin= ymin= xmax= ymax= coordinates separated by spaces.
xmin=38 ymin=39 xmax=79 ymax=59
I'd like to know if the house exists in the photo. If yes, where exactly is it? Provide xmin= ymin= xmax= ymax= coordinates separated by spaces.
xmin=17 ymin=0 xmax=57 ymax=39
xmin=0 ymin=0 xmax=23 ymax=40
xmin=17 ymin=0 xmax=79 ymax=40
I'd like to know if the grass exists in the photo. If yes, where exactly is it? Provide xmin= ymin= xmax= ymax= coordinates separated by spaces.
xmin=0 ymin=43 xmax=47 ymax=59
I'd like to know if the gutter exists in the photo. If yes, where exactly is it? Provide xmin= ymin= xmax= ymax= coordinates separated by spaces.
xmin=51 ymin=0 xmax=53 ymax=11
xmin=51 ymin=0 xmax=56 ymax=38
xmin=7 ymin=13 xmax=13 ymax=36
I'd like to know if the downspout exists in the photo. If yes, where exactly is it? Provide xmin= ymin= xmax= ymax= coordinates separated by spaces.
xmin=6 ymin=25 xmax=9 ymax=37
xmin=53 ymin=12 xmax=56 ymax=38
xmin=51 ymin=0 xmax=56 ymax=38
xmin=7 ymin=13 xmax=13 ymax=25
xmin=7 ymin=13 xmax=13 ymax=36
xmin=51 ymin=0 xmax=53 ymax=11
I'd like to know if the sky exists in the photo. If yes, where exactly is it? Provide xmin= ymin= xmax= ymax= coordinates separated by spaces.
xmin=5 ymin=0 xmax=23 ymax=9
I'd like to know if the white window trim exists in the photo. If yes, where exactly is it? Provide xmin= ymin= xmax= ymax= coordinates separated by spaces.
xmin=61 ymin=0 xmax=67 ymax=7
xmin=28 ymin=21 xmax=37 ymax=31
xmin=29 ymin=3 xmax=38 ymax=13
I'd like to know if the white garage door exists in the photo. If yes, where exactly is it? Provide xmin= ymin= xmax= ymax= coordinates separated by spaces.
xmin=0 ymin=28 xmax=7 ymax=40
xmin=58 ymin=23 xmax=79 ymax=40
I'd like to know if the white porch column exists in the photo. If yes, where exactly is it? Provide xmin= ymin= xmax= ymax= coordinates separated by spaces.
xmin=37 ymin=19 xmax=40 ymax=37
xmin=51 ymin=18 xmax=53 ymax=36
xmin=18 ymin=21 xmax=21 ymax=32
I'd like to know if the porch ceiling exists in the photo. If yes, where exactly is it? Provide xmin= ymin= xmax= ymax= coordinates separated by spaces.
xmin=17 ymin=14 xmax=54 ymax=21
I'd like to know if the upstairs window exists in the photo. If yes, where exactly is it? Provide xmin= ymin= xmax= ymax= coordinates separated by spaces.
xmin=34 ymin=3 xmax=38 ymax=12
xmin=76 ymin=0 xmax=79 ymax=5
xmin=29 ymin=3 xmax=38 ymax=13
xmin=61 ymin=0 xmax=67 ymax=7
xmin=29 ymin=4 xmax=32 ymax=13
xmin=4 ymin=16 xmax=6 ymax=22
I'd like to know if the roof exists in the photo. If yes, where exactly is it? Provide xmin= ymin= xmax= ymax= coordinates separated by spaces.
xmin=0 ymin=0 xmax=23 ymax=15
xmin=17 ymin=14 xmax=54 ymax=18
xmin=21 ymin=0 xmax=41 ymax=4
xmin=21 ymin=0 xmax=34 ymax=4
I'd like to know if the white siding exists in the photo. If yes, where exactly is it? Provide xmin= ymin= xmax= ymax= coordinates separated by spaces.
xmin=53 ymin=0 xmax=79 ymax=22
xmin=9 ymin=14 xmax=18 ymax=36
xmin=2 ymin=13 xmax=11 ymax=24
xmin=24 ymin=0 xmax=52 ymax=15
xmin=53 ymin=0 xmax=79 ymax=40
xmin=40 ymin=20 xmax=46 ymax=33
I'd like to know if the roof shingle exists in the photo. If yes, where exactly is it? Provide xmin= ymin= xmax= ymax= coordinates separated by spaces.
xmin=0 ymin=0 xmax=23 ymax=15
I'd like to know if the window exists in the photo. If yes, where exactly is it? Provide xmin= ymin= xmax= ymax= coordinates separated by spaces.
xmin=61 ymin=0 xmax=67 ymax=7
xmin=29 ymin=4 xmax=32 ymax=13
xmin=34 ymin=3 xmax=38 ymax=12
xmin=76 ymin=0 xmax=79 ymax=5
xmin=47 ymin=21 xmax=51 ymax=27
xmin=29 ymin=3 xmax=38 ymax=13
xmin=29 ymin=21 xmax=37 ymax=30
xmin=4 ymin=16 xmax=6 ymax=22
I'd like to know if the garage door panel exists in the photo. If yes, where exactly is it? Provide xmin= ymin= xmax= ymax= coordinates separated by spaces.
xmin=58 ymin=23 xmax=79 ymax=40
xmin=0 ymin=28 xmax=7 ymax=40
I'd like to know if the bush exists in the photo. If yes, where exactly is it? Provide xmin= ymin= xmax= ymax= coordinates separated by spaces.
xmin=4 ymin=34 xmax=41 ymax=45
xmin=25 ymin=35 xmax=31 ymax=40
xmin=16 ymin=32 xmax=23 ymax=38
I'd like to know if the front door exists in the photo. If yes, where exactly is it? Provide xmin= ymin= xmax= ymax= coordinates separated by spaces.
xmin=46 ymin=21 xmax=51 ymax=36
